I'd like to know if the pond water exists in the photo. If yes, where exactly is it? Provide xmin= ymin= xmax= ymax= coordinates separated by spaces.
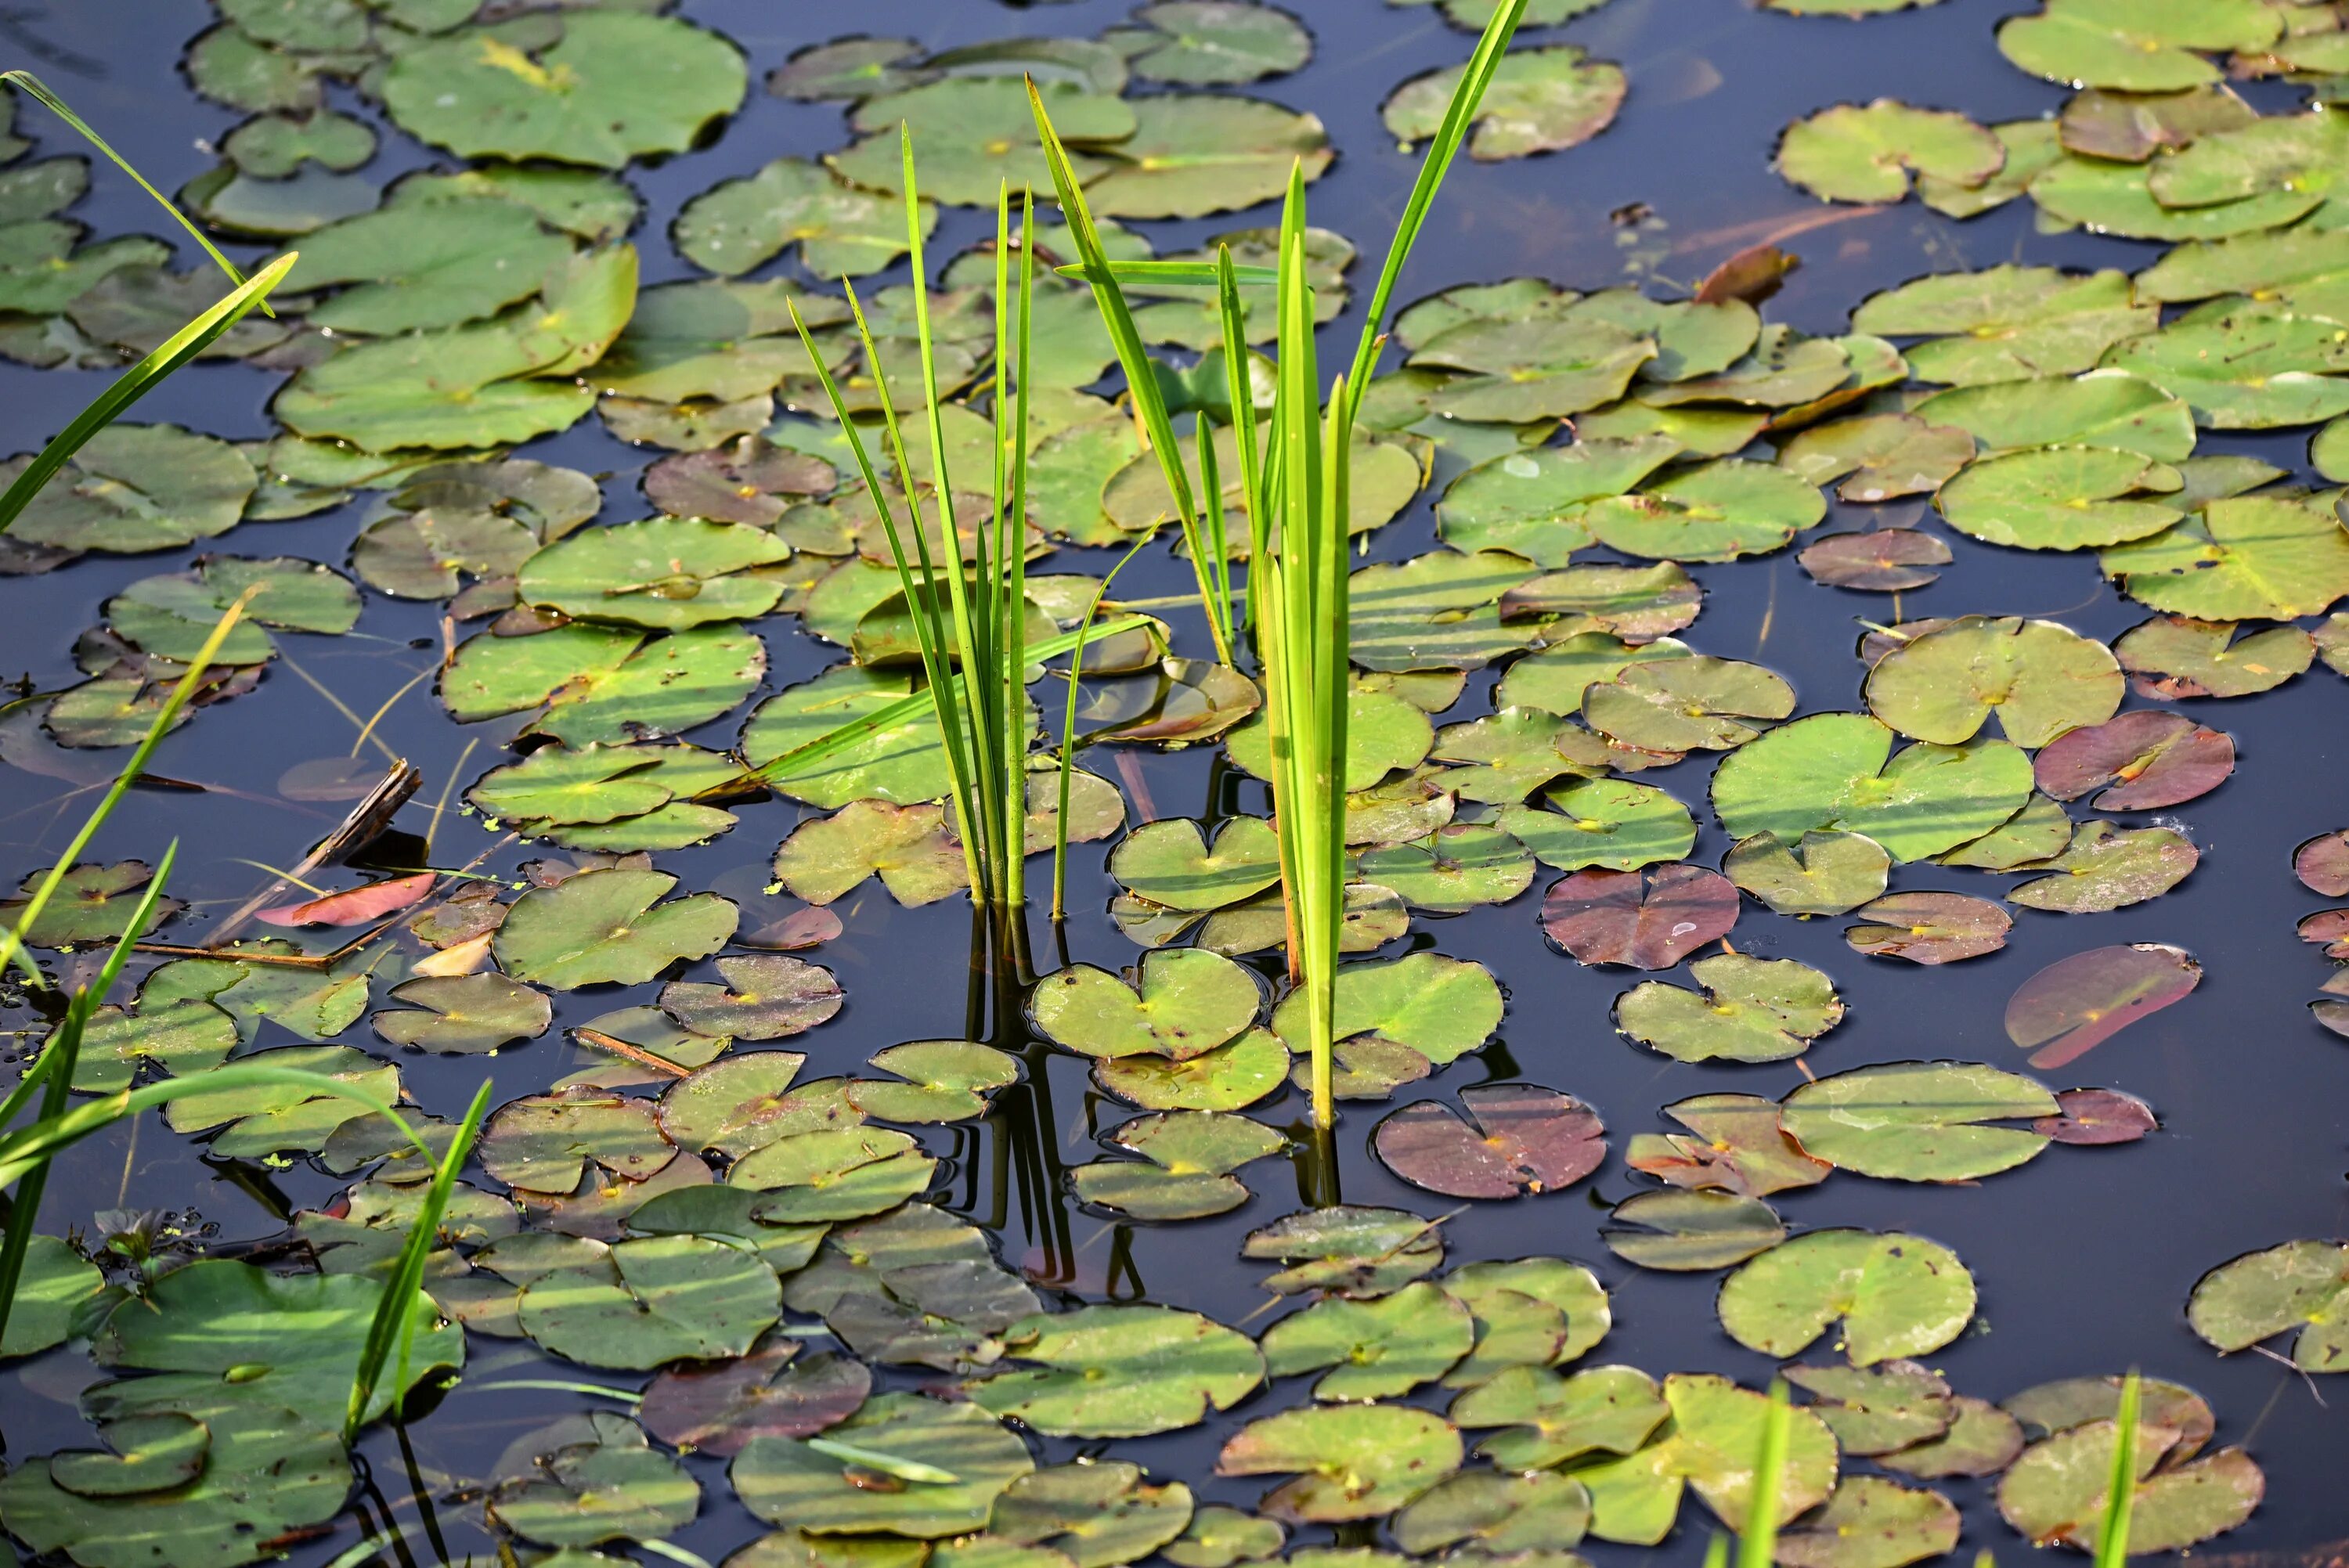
xmin=2 ymin=0 xmax=2347 ymax=1565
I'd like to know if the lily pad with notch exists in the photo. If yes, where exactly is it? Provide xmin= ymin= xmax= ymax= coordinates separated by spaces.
xmin=1781 ymin=1060 xmax=2058 ymax=1181
xmin=1261 ymin=1280 xmax=1475 ymax=1400
xmin=1626 ymin=1094 xmax=1831 ymax=1198
xmin=1615 ymin=954 xmax=1843 ymax=1065
xmin=2006 ymin=821 xmax=2198 ymax=912
xmin=1777 ymin=100 xmax=2004 ymax=204
xmin=731 ymin=1392 xmax=1035 ymax=1537
xmin=1070 ymin=1111 xmax=1284 ymax=1220
xmin=2033 ymin=710 xmax=2234 ymax=809
xmin=1540 ymin=864 xmax=1739 ymax=969
xmin=371 ymin=974 xmax=551 ymax=1055
xmin=1601 ymin=1191 xmax=1788 ymax=1272
xmin=1712 ymin=713 xmax=2035 ymax=863
xmin=1374 ymin=1086 xmax=1606 ymax=1200
xmin=964 ymin=1303 xmax=1263 ymax=1437
xmin=2116 ymin=616 xmax=2313 ymax=699
xmin=1214 ymin=1404 xmax=1461 ymax=1522
xmin=1724 ymin=831 xmax=1892 ymax=917
xmin=1384 ymin=45 xmax=1625 ymax=162
xmin=1718 ymin=1229 xmax=1976 ymax=1365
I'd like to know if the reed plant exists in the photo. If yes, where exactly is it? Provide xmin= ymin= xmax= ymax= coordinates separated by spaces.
xmin=1030 ymin=0 xmax=1529 ymax=1128
xmin=2095 ymin=1370 xmax=2142 ymax=1568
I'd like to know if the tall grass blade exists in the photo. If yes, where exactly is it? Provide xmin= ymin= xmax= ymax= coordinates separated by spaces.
xmin=345 ymin=1077 xmax=493 ymax=1441
xmin=0 ymin=593 xmax=268 ymax=987
xmin=1027 ymin=81 xmax=1236 ymax=665
xmin=2095 ymin=1371 xmax=2142 ymax=1568
xmin=0 ymin=253 xmax=297 ymax=538
xmin=0 ymin=72 xmax=265 ymax=313
xmin=0 ymin=843 xmax=177 ymax=1351
xmin=1738 ymin=1379 xmax=1793 ymax=1568
xmin=1052 ymin=525 xmax=1163 ymax=920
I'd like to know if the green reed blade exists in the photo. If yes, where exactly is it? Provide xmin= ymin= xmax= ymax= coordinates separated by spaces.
xmin=1196 ymin=409 xmax=1235 ymax=643
xmin=1054 ymin=526 xmax=1163 ymax=921
xmin=1028 ymin=80 xmax=1235 ymax=665
xmin=2095 ymin=1371 xmax=2142 ymax=1568
xmin=1052 ymin=260 xmax=1279 ymax=287
xmin=1002 ymin=184 xmax=1037 ymax=917
xmin=0 ymin=842 xmax=175 ymax=1352
xmin=1737 ymin=1380 xmax=1793 ymax=1568
xmin=805 ymin=1436 xmax=959 ymax=1485
xmin=345 ymin=1077 xmax=493 ymax=1442
xmin=0 ymin=588 xmax=274 ymax=989
xmin=0 ymin=252 xmax=296 ymax=539
xmin=0 ymin=72 xmax=266 ymax=315
xmin=1338 ymin=0 xmax=1529 ymax=428
xmin=1215 ymin=245 xmax=1269 ymax=633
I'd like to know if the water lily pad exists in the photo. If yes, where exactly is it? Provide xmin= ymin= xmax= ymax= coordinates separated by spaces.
xmin=1600 ymin=1191 xmax=1788 ymax=1271
xmin=1615 ymin=954 xmax=1843 ymax=1064
xmin=1915 ymin=370 xmax=2195 ymax=462
xmin=1781 ymin=1060 xmax=2057 ymax=1181
xmin=1357 ymin=823 xmax=1536 ymax=913
xmin=1582 ymin=656 xmax=1794 ymax=754
xmin=287 ymin=199 xmax=576 ymax=335
xmin=1875 ymin=1397 xmax=2026 ymax=1480
xmin=844 ymin=1041 xmax=1016 ymax=1125
xmin=483 ymin=1087 xmax=677 ymax=1193
xmin=1781 ymin=416 xmax=1972 ymax=506
xmin=1215 ymin=1404 xmax=1461 ymax=1522
xmin=1626 ymin=1094 xmax=1831 ymax=1198
xmin=1094 ymin=1027 xmax=1290 ymax=1112
xmin=1070 ymin=1112 xmax=1283 ymax=1220
xmin=1374 ymin=1086 xmax=1607 ymax=1199
xmin=1582 ymin=460 xmax=1828 ymax=562
xmin=1496 ymin=639 xmax=1692 ymax=723
xmin=2004 ymin=943 xmax=2199 ymax=1072
xmin=1773 ymin=1477 xmax=1961 ymax=1568
xmin=2105 ymin=308 xmax=2349 ymax=429
xmin=1450 ymin=1364 xmax=1669 ymax=1470
xmin=1436 ymin=439 xmax=1678 ymax=564
xmin=964 ymin=1303 xmax=1262 ymax=1436
xmin=1262 ymin=1280 xmax=1475 ymax=1400
xmin=1866 ymin=617 xmax=2124 ymax=747
xmin=2116 ymin=615 xmax=2313 ymax=700
xmin=1540 ymin=864 xmax=1739 ymax=968
xmin=372 ymin=973 xmax=551 ymax=1055
xmin=2187 ymin=1239 xmax=2349 ymax=1370
xmin=732 ymin=1392 xmax=1034 ymax=1537
xmin=1391 ymin=1468 xmax=1593 ymax=1555
xmin=486 ymin=1415 xmax=700 ymax=1549
xmin=0 ymin=860 xmax=179 ymax=948
xmin=1937 ymin=446 xmax=2184 ymax=551
xmin=2037 ymin=1086 xmax=2159 ymax=1144
xmin=1997 ymin=1420 xmax=2263 ymax=1552
xmin=2035 ymin=708 xmax=2233 ymax=809
xmin=383 ymin=12 xmax=745 ymax=166
xmin=1030 ymin=948 xmax=1260 ymax=1061
xmin=1110 ymin=817 xmax=1283 ymax=911
xmin=1161 ymin=1506 xmax=1283 ymax=1568
xmin=1784 ymin=1363 xmax=1955 ymax=1456
xmin=518 ymin=517 xmax=791 ymax=631
xmin=2102 ymin=496 xmax=2349 ymax=621
xmin=161 ymin=1044 xmax=397 ymax=1157
xmin=495 ymin=868 xmax=735 ymax=989
xmin=1442 ymin=1256 xmax=1611 ymax=1380
xmin=742 ymin=665 xmax=952 ymax=810
xmin=0 ymin=1235 xmax=102 ymax=1358
xmin=1574 ymin=1374 xmax=1838 ymax=1545
xmin=1226 ymin=686 xmax=1433 ymax=791
xmin=677 ymin=157 xmax=927 ymax=280
xmin=1724 ymin=831 xmax=1892 ymax=916
xmin=1407 ymin=317 xmax=1653 ymax=424
xmin=2007 ymin=821 xmax=2197 ymax=911
xmin=1997 ymin=0 xmax=2281 ymax=91
xmin=1244 ymin=1206 xmax=1444 ymax=1298
xmin=1499 ymin=778 xmax=1697 ymax=873
xmin=1497 ymin=562 xmax=1701 ymax=643
xmin=989 ymin=1462 xmax=1194 ymax=1568
xmin=3 ymin=424 xmax=254 ymax=554
xmin=1267 ymin=951 xmax=1503 ymax=1065
xmin=1713 ymin=713 xmax=2035 ymax=863
xmin=1116 ymin=2 xmax=1312 ymax=85
xmin=1384 ymin=45 xmax=1624 ymax=161
xmin=732 ymin=1126 xmax=937 ymax=1223
xmin=1088 ymin=94 xmax=1330 ymax=218
xmin=1777 ymin=101 xmax=2004 ymax=204
xmin=514 ymin=1232 xmax=779 ymax=1369
xmin=1718 ymin=1229 xmax=1976 ymax=1364
xmin=1853 ymin=267 xmax=2153 ymax=386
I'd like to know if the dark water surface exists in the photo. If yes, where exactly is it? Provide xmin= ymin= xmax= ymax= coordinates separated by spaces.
xmin=2 ymin=0 xmax=2347 ymax=1563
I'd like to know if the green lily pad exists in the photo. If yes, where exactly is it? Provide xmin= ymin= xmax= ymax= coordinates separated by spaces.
xmin=495 ymin=869 xmax=735 ymax=989
xmin=1494 ymin=634 xmax=1694 ymax=717
xmin=1937 ymin=446 xmax=2184 ymax=551
xmin=518 ymin=517 xmax=791 ymax=631
xmin=3 ymin=424 xmax=255 ymax=555
xmin=1937 ymin=792 xmax=2075 ymax=870
xmin=1436 ymin=438 xmax=1678 ymax=564
xmin=0 ymin=1234 xmax=103 ymax=1358
xmin=1583 ymin=655 xmax=1794 ymax=751
xmin=1717 ymin=1229 xmax=1976 ymax=1364
xmin=1030 ymin=948 xmax=1260 ymax=1061
xmin=1773 ymin=1477 xmax=1961 ymax=1568
xmin=2186 ymin=1239 xmax=2349 ymax=1370
xmin=1853 ymin=266 xmax=2153 ymax=386
xmin=1161 ymin=1505 xmax=1283 ymax=1568
xmin=1384 ymin=45 xmax=1626 ymax=162
xmin=1784 ymin=1363 xmax=1955 ymax=1456
xmin=1110 ymin=816 xmax=1282 ymax=911
xmin=483 ymin=1087 xmax=678 ymax=1191
xmin=1095 ymin=1027 xmax=1290 ymax=1112
xmin=742 ymin=665 xmax=954 ymax=810
xmin=1261 ymin=1280 xmax=1475 ymax=1400
xmin=1865 ymin=616 xmax=2123 ymax=744
xmin=1070 ymin=1112 xmax=1284 ymax=1220
xmin=1225 ymin=686 xmax=1433 ymax=792
xmin=1712 ymin=713 xmax=2035 ymax=863
xmin=2030 ymin=151 xmax=2318 ymax=241
xmin=372 ymin=973 xmax=551 ymax=1055
xmin=846 ymin=1040 xmax=1016 ymax=1124
xmin=1777 ymin=100 xmax=2004 ymax=204
xmin=514 ymin=1232 xmax=778 ymax=1369
xmin=1374 ymin=1087 xmax=1607 ymax=1199
xmin=1626 ymin=1094 xmax=1832 ymax=1198
xmin=1267 ymin=951 xmax=1503 ymax=1065
xmin=2116 ymin=615 xmax=2315 ymax=698
xmin=1442 ymin=1256 xmax=1611 ymax=1379
xmin=1875 ymin=1396 xmax=2026 ymax=1479
xmin=965 ymin=1304 xmax=1263 ymax=1436
xmin=2007 ymin=820 xmax=2197 ymax=911
xmin=659 ymin=956 xmax=843 ymax=1044
xmin=161 ymin=1045 xmax=398 ymax=1158
xmin=1245 ymin=1206 xmax=1444 ymax=1298
xmin=489 ymin=1414 xmax=700 ymax=1547
xmin=1723 ymin=831 xmax=1891 ymax=916
xmin=1214 ymin=1404 xmax=1461 ymax=1522
xmin=383 ymin=12 xmax=745 ymax=166
xmin=2101 ymin=496 xmax=2349 ymax=620
xmin=1615 ymin=954 xmax=1844 ymax=1064
xmin=1997 ymin=0 xmax=2280 ymax=90
xmin=1914 ymin=370 xmax=2195 ymax=460
xmin=677 ymin=157 xmax=929 ymax=280
xmin=1581 ymin=460 xmax=1828 ymax=562
xmin=1407 ymin=317 xmax=1654 ymax=424
xmin=831 ymin=78 xmax=1131 ymax=207
xmin=1781 ymin=1060 xmax=2058 ymax=1181
xmin=0 ymin=860 xmax=179 ymax=948
xmin=2105 ymin=308 xmax=2349 ymax=429
xmin=1427 ymin=708 xmax=1597 ymax=803
xmin=287 ymin=199 xmax=575 ymax=334
xmin=1117 ymin=2 xmax=1312 ymax=85
xmin=1499 ymin=777 xmax=1697 ymax=873
xmin=1449 ymin=1364 xmax=1669 ymax=1471
xmin=732 ymin=1393 xmax=1034 ymax=1537
xmin=731 ymin=1125 xmax=937 ymax=1223
xmin=1391 ymin=1468 xmax=1593 ymax=1556
xmin=990 ymin=1461 xmax=1195 ymax=1568
xmin=1779 ymin=416 xmax=1972 ymax=505
xmin=1356 ymin=823 xmax=1536 ymax=913
xmin=1997 ymin=1421 xmax=2262 ymax=1552
xmin=1499 ymin=564 xmax=1698 ymax=647
xmin=1574 ymin=1374 xmax=1838 ymax=1546
xmin=1600 ymin=1191 xmax=1788 ymax=1271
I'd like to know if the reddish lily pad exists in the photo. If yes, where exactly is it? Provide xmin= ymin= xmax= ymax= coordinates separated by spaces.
xmin=1539 ymin=865 xmax=1738 ymax=969
xmin=1373 ymin=1087 xmax=1607 ymax=1200
xmin=2293 ymin=831 xmax=2349 ymax=897
xmin=2033 ymin=1087 xmax=2158 ymax=1144
xmin=1625 ymin=1094 xmax=1831 ymax=1199
xmin=640 ymin=1339 xmax=870 ymax=1455
xmin=2003 ymin=943 xmax=2199 ymax=1069
xmin=1843 ymin=892 xmax=2012 ymax=964
xmin=1797 ymin=530 xmax=1953 ymax=591
xmin=2033 ymin=711 xmax=2235 ymax=810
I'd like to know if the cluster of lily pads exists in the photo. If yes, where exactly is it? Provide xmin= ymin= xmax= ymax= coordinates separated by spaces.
xmin=5 ymin=0 xmax=2349 ymax=1563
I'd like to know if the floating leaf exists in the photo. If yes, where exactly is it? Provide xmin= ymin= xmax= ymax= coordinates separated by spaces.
xmin=1582 ymin=657 xmax=1793 ymax=752
xmin=1997 ymin=0 xmax=2282 ymax=91
xmin=1601 ymin=1191 xmax=1788 ymax=1271
xmin=2007 ymin=821 xmax=2197 ymax=912
xmin=732 ymin=1393 xmax=1034 ymax=1537
xmin=1938 ymin=446 xmax=2182 ymax=552
xmin=1875 ymin=1397 xmax=2026 ymax=1480
xmin=2036 ymin=1087 xmax=2159 ymax=1144
xmin=1094 ymin=1028 xmax=1290 ymax=1113
xmin=1436 ymin=438 xmax=1676 ymax=564
xmin=1499 ymin=778 xmax=1696 ymax=874
xmin=1773 ymin=1478 xmax=1961 ymax=1568
xmin=1450 ymin=1364 xmax=1669 ymax=1470
xmin=1110 ymin=817 xmax=1282 ymax=911
xmin=3 ymin=424 xmax=254 ymax=554
xmin=1084 ymin=95 xmax=1330 ymax=218
xmin=990 ymin=1462 xmax=1195 ymax=1568
xmin=1615 ymin=954 xmax=1843 ymax=1064
xmin=1581 ymin=460 xmax=1828 ymax=563
xmin=1244 ymin=1206 xmax=1444 ymax=1298
xmin=676 ymin=157 xmax=928 ymax=279
xmin=1390 ymin=1468 xmax=1593 ymax=1556
xmin=964 ymin=1304 xmax=1263 ymax=1436
xmin=1261 ymin=1281 xmax=1475 ymax=1400
xmin=1799 ymin=529 xmax=1954 ymax=591
xmin=2033 ymin=709 xmax=2233 ymax=809
xmin=1915 ymin=370 xmax=2194 ymax=460
xmin=1626 ymin=1094 xmax=1831 ymax=1198
xmin=1070 ymin=1112 xmax=1283 ymax=1220
xmin=2116 ymin=616 xmax=2313 ymax=700
xmin=483 ymin=1087 xmax=678 ymax=1191
xmin=0 ymin=861 xmax=179 ymax=948
xmin=446 ymin=622 xmax=767 ymax=748
xmin=1724 ymin=831 xmax=1891 ymax=917
xmin=1781 ymin=1060 xmax=2057 ymax=1181
xmin=641 ymin=1341 xmax=870 ymax=1457
xmin=1357 ymin=824 xmax=1535 ymax=913
xmin=1384 ymin=46 xmax=1625 ymax=162
xmin=1712 ymin=713 xmax=2035 ymax=863
xmin=1997 ymin=1420 xmax=2263 ymax=1552
xmin=496 ymin=869 xmax=737 ymax=989
xmin=1574 ymin=1375 xmax=1837 ymax=1546
xmin=2188 ymin=1240 xmax=2349 ymax=1371
xmin=2102 ymin=496 xmax=2349 ymax=621
xmin=1718 ymin=1229 xmax=1976 ymax=1365
xmin=372 ymin=974 xmax=552 ymax=1056
xmin=1442 ymin=1256 xmax=1612 ymax=1381
xmin=1867 ymin=618 xmax=2123 ymax=747
xmin=2004 ymin=943 xmax=2199 ymax=1071
xmin=1214 ymin=1404 xmax=1462 ymax=1522
xmin=518 ymin=517 xmax=792 ymax=631
xmin=1853 ymin=266 xmax=2152 ymax=386
xmin=1777 ymin=100 xmax=2004 ymax=204
xmin=1540 ymin=864 xmax=1738 ymax=969
xmin=1030 ymin=949 xmax=1261 ymax=1062
xmin=662 ymin=956 xmax=843 ymax=1041
xmin=1116 ymin=2 xmax=1312 ymax=85
xmin=849 ymin=1041 xmax=1017 ymax=1125
xmin=1783 ymin=1362 xmax=1955 ymax=1457
xmin=1373 ymin=1087 xmax=1607 ymax=1200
